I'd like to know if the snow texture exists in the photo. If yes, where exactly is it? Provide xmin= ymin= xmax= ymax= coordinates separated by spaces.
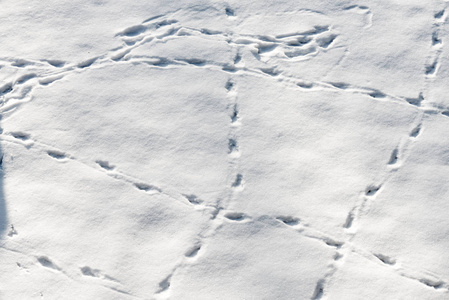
xmin=1 ymin=0 xmax=449 ymax=299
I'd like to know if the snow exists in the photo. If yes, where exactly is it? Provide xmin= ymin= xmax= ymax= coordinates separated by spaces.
xmin=1 ymin=1 xmax=449 ymax=299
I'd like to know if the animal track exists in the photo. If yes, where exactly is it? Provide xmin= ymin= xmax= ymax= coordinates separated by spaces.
xmin=344 ymin=5 xmax=369 ymax=11
xmin=11 ymin=59 xmax=31 ymax=68
xmin=222 ymin=65 xmax=237 ymax=73
xmin=410 ymin=123 xmax=422 ymax=138
xmin=311 ymin=279 xmax=325 ymax=300
xmin=432 ymin=31 xmax=441 ymax=45
xmin=80 ymin=266 xmax=118 ymax=282
xmin=232 ymin=174 xmax=243 ymax=187
xmin=46 ymin=60 xmax=65 ymax=67
xmin=424 ymin=10 xmax=445 ymax=81
xmin=434 ymin=9 xmax=446 ymax=20
xmin=47 ymin=150 xmax=67 ymax=160
xmin=228 ymin=138 xmax=238 ymax=153
xmin=224 ymin=212 xmax=247 ymax=221
xmin=324 ymin=239 xmax=343 ymax=248
xmin=316 ymin=34 xmax=337 ymax=48
xmin=111 ymin=49 xmax=131 ymax=61
xmin=154 ymin=19 xmax=178 ymax=29
xmin=119 ymin=25 xmax=147 ymax=37
xmin=387 ymin=148 xmax=399 ymax=165
xmin=77 ymin=57 xmax=97 ymax=68
xmin=425 ymin=59 xmax=438 ymax=75
xmin=368 ymin=90 xmax=386 ymax=99
xmin=365 ymin=185 xmax=381 ymax=196
xmin=286 ymin=36 xmax=312 ymax=46
xmin=259 ymin=67 xmax=280 ymax=76
xmin=199 ymin=28 xmax=222 ymax=36
xmin=297 ymin=81 xmax=314 ymax=89
xmin=257 ymin=43 xmax=277 ymax=54
xmin=178 ymin=58 xmax=206 ymax=66
xmin=0 ymin=83 xmax=13 ymax=95
xmin=225 ymin=80 xmax=234 ymax=91
xmin=37 ymin=256 xmax=60 ymax=271
xmin=230 ymin=104 xmax=239 ymax=122
xmin=230 ymin=25 xmax=336 ymax=62
xmin=374 ymin=253 xmax=396 ymax=265
xmin=310 ymin=26 xmax=331 ymax=35
xmin=329 ymin=82 xmax=349 ymax=89
xmin=96 ymin=160 xmax=115 ymax=170
xmin=225 ymin=7 xmax=235 ymax=17
xmin=419 ymin=278 xmax=444 ymax=289
xmin=405 ymin=93 xmax=424 ymax=106
xmin=143 ymin=57 xmax=172 ymax=67
xmin=157 ymin=274 xmax=172 ymax=293
xmin=39 ymin=75 xmax=63 ymax=86
xmin=185 ymin=244 xmax=202 ymax=257
xmin=134 ymin=182 xmax=161 ymax=194
xmin=80 ymin=266 xmax=100 ymax=277
xmin=233 ymin=53 xmax=242 ymax=64
xmin=10 ymin=132 xmax=30 ymax=141
xmin=343 ymin=211 xmax=354 ymax=228
xmin=16 ymin=73 xmax=36 ymax=84
xmin=7 ymin=224 xmax=17 ymax=237
xmin=284 ymin=46 xmax=317 ymax=58
xmin=276 ymin=215 xmax=300 ymax=226
xmin=183 ymin=194 xmax=202 ymax=205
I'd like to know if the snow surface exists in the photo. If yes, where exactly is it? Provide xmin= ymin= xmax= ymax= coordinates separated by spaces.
xmin=1 ymin=0 xmax=449 ymax=299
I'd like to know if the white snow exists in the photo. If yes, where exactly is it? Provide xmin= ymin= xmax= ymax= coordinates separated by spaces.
xmin=1 ymin=1 xmax=449 ymax=299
